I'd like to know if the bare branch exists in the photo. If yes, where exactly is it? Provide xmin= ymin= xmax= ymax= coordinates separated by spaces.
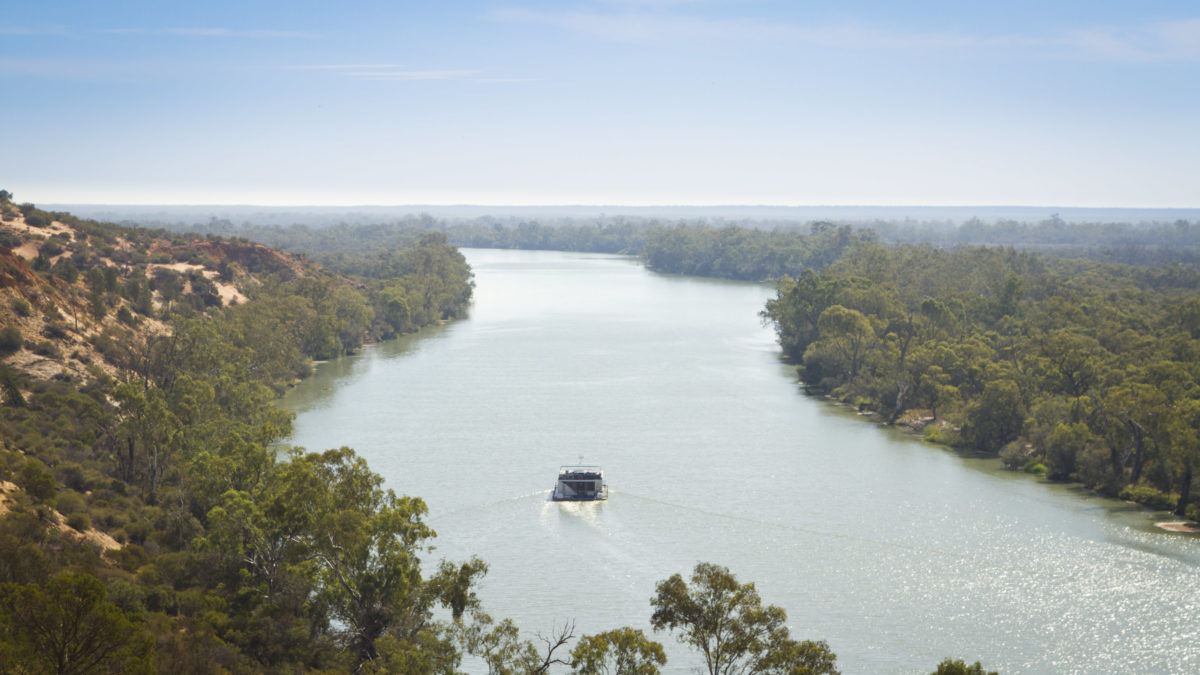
xmin=533 ymin=619 xmax=577 ymax=674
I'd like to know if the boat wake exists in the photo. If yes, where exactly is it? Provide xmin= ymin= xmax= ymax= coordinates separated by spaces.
xmin=435 ymin=489 xmax=552 ymax=521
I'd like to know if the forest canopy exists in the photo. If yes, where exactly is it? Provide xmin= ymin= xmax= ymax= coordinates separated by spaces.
xmin=762 ymin=242 xmax=1200 ymax=518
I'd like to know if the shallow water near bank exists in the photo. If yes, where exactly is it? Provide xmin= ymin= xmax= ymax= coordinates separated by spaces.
xmin=283 ymin=248 xmax=1200 ymax=674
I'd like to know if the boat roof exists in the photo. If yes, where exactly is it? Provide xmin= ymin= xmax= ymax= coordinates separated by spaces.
xmin=558 ymin=465 xmax=603 ymax=472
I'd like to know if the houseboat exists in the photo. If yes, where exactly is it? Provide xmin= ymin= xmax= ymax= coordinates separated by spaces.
xmin=551 ymin=465 xmax=608 ymax=501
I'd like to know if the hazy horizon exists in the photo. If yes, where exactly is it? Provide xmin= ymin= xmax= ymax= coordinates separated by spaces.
xmin=40 ymin=202 xmax=1200 ymax=227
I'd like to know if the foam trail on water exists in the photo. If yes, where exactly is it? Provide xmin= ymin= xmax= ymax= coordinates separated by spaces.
xmin=436 ymin=488 xmax=552 ymax=521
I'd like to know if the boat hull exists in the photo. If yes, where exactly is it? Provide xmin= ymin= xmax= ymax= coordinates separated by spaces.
xmin=551 ymin=486 xmax=609 ymax=502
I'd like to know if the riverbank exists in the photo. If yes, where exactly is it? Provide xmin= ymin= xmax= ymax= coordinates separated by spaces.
xmin=815 ymin=390 xmax=1200 ymax=536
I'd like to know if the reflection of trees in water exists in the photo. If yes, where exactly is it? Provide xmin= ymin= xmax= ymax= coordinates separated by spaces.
xmin=284 ymin=326 xmax=452 ymax=413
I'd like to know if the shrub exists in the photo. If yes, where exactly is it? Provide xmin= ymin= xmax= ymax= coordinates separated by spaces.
xmin=66 ymin=513 xmax=91 ymax=531
xmin=933 ymin=658 xmax=999 ymax=675
xmin=11 ymin=297 xmax=32 ymax=317
xmin=106 ymin=579 xmax=147 ymax=612
xmin=92 ymin=508 xmax=127 ymax=531
xmin=56 ymin=463 xmax=88 ymax=492
xmin=0 ymin=326 xmax=22 ymax=355
xmin=1024 ymin=462 xmax=1048 ymax=476
xmin=42 ymin=322 xmax=68 ymax=340
xmin=1119 ymin=484 xmax=1178 ymax=512
xmin=50 ymin=257 xmax=79 ymax=283
xmin=55 ymin=490 xmax=87 ymax=515
xmin=110 ymin=544 xmax=149 ymax=573
xmin=998 ymin=440 xmax=1031 ymax=469
xmin=124 ymin=519 xmax=150 ymax=545
xmin=18 ymin=459 xmax=56 ymax=502
xmin=40 ymin=240 xmax=64 ymax=258
xmin=1077 ymin=444 xmax=1116 ymax=492
xmin=31 ymin=341 xmax=61 ymax=358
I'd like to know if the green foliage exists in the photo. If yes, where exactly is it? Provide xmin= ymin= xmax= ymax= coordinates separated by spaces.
xmin=55 ymin=489 xmax=87 ymax=515
xmin=0 ymin=325 xmax=22 ymax=355
xmin=571 ymin=627 xmax=667 ymax=675
xmin=11 ymin=297 xmax=32 ymax=317
xmin=18 ymin=458 xmax=56 ymax=502
xmin=66 ymin=512 xmax=92 ymax=531
xmin=650 ymin=562 xmax=839 ymax=675
xmin=960 ymin=380 xmax=1026 ymax=453
xmin=1043 ymin=422 xmax=1100 ymax=483
xmin=0 ymin=207 xmax=486 ymax=671
xmin=641 ymin=223 xmax=867 ymax=281
xmin=365 ymin=627 xmax=462 ymax=674
xmin=454 ymin=611 xmax=543 ymax=674
xmin=0 ymin=367 xmax=25 ymax=407
xmin=1119 ymin=484 xmax=1178 ymax=511
xmin=158 ymin=217 xmax=865 ymax=283
xmin=932 ymin=657 xmax=999 ymax=675
xmin=51 ymin=256 xmax=79 ymax=283
xmin=763 ymin=241 xmax=1200 ymax=511
xmin=0 ymin=572 xmax=155 ymax=674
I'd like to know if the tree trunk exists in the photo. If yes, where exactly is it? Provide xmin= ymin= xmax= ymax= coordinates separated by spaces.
xmin=148 ymin=445 xmax=159 ymax=505
xmin=1129 ymin=426 xmax=1146 ymax=484
xmin=888 ymin=380 xmax=910 ymax=425
xmin=126 ymin=436 xmax=136 ymax=483
xmin=1108 ymin=445 xmax=1126 ymax=494
xmin=1175 ymin=463 xmax=1193 ymax=517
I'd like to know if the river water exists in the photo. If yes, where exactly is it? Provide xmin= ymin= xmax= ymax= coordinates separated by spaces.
xmin=283 ymin=249 xmax=1200 ymax=674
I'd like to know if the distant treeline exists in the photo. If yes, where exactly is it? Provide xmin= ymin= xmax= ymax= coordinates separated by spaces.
xmin=145 ymin=217 xmax=872 ymax=281
xmin=866 ymin=216 xmax=1200 ymax=265
xmin=139 ymin=214 xmax=1200 ymax=275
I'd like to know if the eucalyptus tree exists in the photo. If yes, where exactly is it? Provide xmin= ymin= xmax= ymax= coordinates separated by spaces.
xmin=650 ymin=563 xmax=838 ymax=675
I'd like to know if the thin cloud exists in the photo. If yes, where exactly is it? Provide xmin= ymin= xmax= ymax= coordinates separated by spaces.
xmin=1058 ymin=18 xmax=1200 ymax=62
xmin=292 ymin=64 xmax=528 ymax=83
xmin=493 ymin=6 xmax=1200 ymax=62
xmin=0 ymin=57 xmax=148 ymax=79
xmin=98 ymin=27 xmax=316 ymax=38
xmin=492 ymin=7 xmax=1020 ymax=48
xmin=286 ymin=64 xmax=409 ymax=71
xmin=348 ymin=69 xmax=480 ymax=81
xmin=492 ymin=7 xmax=789 ymax=42
xmin=0 ymin=25 xmax=68 ymax=35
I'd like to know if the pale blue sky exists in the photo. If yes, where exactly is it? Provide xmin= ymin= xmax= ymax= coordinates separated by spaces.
xmin=2 ymin=1 xmax=1198 ymax=206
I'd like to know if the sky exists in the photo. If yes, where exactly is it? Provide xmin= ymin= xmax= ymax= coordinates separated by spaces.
xmin=2 ymin=0 xmax=1199 ymax=207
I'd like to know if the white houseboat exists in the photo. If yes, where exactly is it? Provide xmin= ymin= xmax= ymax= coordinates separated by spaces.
xmin=551 ymin=465 xmax=608 ymax=501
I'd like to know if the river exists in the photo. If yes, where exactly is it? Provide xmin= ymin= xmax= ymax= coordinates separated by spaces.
xmin=283 ymin=248 xmax=1200 ymax=674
